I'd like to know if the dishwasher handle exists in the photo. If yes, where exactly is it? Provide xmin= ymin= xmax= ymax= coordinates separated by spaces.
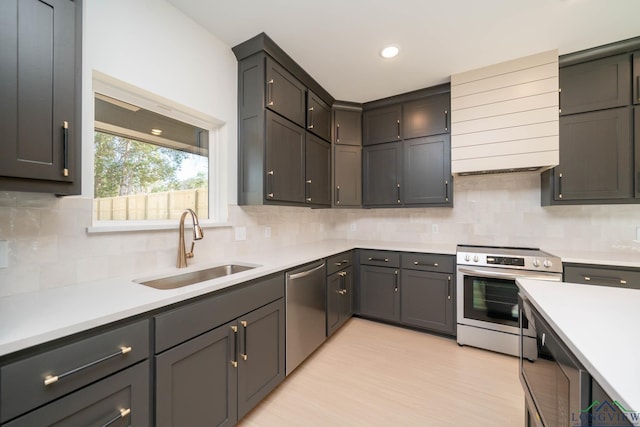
xmin=287 ymin=262 xmax=326 ymax=280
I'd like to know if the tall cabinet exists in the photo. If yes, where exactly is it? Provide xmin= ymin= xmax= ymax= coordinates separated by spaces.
xmin=542 ymin=37 xmax=640 ymax=205
xmin=0 ymin=0 xmax=82 ymax=195
xmin=362 ymin=87 xmax=452 ymax=208
xmin=234 ymin=33 xmax=333 ymax=208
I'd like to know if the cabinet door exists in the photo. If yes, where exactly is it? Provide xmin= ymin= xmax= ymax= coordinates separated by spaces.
xmin=400 ymin=270 xmax=455 ymax=334
xmin=237 ymin=299 xmax=285 ymax=419
xmin=0 ymin=0 xmax=78 ymax=190
xmin=359 ymin=266 xmax=400 ymax=322
xmin=362 ymin=142 xmax=402 ymax=206
xmin=265 ymin=57 xmax=306 ymax=127
xmin=341 ymin=267 xmax=354 ymax=320
xmin=156 ymin=323 xmax=237 ymax=427
xmin=633 ymin=108 xmax=640 ymax=199
xmin=363 ymin=105 xmax=402 ymax=145
xmin=326 ymin=271 xmax=343 ymax=337
xmin=554 ymin=108 xmax=632 ymax=201
xmin=403 ymin=93 xmax=450 ymax=138
xmin=333 ymin=145 xmax=361 ymax=207
xmin=5 ymin=361 xmax=149 ymax=427
xmin=307 ymin=90 xmax=331 ymax=141
xmin=560 ymin=54 xmax=631 ymax=115
xmin=305 ymin=133 xmax=331 ymax=206
xmin=634 ymin=51 xmax=640 ymax=106
xmin=563 ymin=264 xmax=640 ymax=289
xmin=265 ymin=111 xmax=305 ymax=203
xmin=334 ymin=108 xmax=362 ymax=146
xmin=403 ymin=135 xmax=451 ymax=205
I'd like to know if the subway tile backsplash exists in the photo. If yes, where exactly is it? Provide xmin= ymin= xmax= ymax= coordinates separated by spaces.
xmin=1 ymin=173 xmax=638 ymax=297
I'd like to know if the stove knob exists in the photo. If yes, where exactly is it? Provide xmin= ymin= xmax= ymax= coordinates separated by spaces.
xmin=464 ymin=254 xmax=470 ymax=262
xmin=543 ymin=260 xmax=553 ymax=268
xmin=473 ymin=255 xmax=479 ymax=263
xmin=532 ymin=259 xmax=540 ymax=268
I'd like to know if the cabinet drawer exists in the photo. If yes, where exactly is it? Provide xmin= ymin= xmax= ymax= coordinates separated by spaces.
xmin=155 ymin=273 xmax=284 ymax=354
xmin=1 ymin=319 xmax=149 ymax=423
xmin=4 ymin=361 xmax=149 ymax=427
xmin=402 ymin=253 xmax=454 ymax=273
xmin=564 ymin=264 xmax=640 ymax=289
xmin=327 ymin=251 xmax=354 ymax=276
xmin=359 ymin=250 xmax=400 ymax=267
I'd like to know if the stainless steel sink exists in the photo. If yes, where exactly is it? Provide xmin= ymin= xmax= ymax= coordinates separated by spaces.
xmin=136 ymin=264 xmax=257 ymax=290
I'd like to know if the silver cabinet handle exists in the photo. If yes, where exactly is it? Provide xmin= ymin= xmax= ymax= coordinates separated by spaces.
xmin=44 ymin=346 xmax=132 ymax=386
xmin=444 ymin=110 xmax=448 ymax=132
xmin=101 ymin=408 xmax=131 ymax=427
xmin=558 ymin=87 xmax=562 ymax=113
xmin=414 ymin=261 xmax=438 ymax=267
xmin=62 ymin=121 xmax=69 ymax=177
xmin=447 ymin=276 xmax=451 ymax=300
xmin=336 ymin=185 xmax=340 ymax=205
xmin=445 ymin=180 xmax=449 ymax=202
xmin=541 ymin=333 xmax=546 ymax=347
xmin=230 ymin=325 xmax=238 ymax=368
xmin=368 ymin=257 xmax=389 ymax=262
xmin=584 ymin=275 xmax=627 ymax=285
xmin=396 ymin=119 xmax=400 ymax=139
xmin=308 ymin=106 xmax=314 ymax=129
xmin=397 ymin=183 xmax=401 ymax=204
xmin=240 ymin=320 xmax=248 ymax=361
xmin=336 ymin=123 xmax=340 ymax=142
xmin=266 ymin=79 xmax=274 ymax=106
xmin=558 ymin=173 xmax=563 ymax=199
xmin=266 ymin=170 xmax=274 ymax=199
xmin=394 ymin=270 xmax=399 ymax=292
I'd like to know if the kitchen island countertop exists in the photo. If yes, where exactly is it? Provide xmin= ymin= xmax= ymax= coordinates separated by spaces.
xmin=517 ymin=278 xmax=640 ymax=424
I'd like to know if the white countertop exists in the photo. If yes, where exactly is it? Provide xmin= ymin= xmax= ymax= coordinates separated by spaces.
xmin=559 ymin=250 xmax=640 ymax=268
xmin=0 ymin=239 xmax=455 ymax=357
xmin=517 ymin=279 xmax=640 ymax=422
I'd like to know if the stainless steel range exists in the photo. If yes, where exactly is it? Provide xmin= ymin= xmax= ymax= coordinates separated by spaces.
xmin=456 ymin=245 xmax=562 ymax=356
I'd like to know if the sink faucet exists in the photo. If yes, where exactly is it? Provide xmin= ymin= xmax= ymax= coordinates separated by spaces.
xmin=177 ymin=208 xmax=204 ymax=268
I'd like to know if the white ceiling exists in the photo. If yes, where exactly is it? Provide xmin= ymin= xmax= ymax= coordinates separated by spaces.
xmin=167 ymin=0 xmax=640 ymax=103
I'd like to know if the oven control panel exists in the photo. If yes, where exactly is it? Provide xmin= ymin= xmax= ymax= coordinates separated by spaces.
xmin=456 ymin=246 xmax=562 ymax=273
xmin=486 ymin=256 xmax=525 ymax=267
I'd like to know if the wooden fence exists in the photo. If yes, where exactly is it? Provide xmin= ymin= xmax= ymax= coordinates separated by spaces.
xmin=94 ymin=188 xmax=208 ymax=220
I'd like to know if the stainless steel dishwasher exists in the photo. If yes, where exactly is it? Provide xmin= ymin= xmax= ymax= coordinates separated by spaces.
xmin=285 ymin=261 xmax=326 ymax=376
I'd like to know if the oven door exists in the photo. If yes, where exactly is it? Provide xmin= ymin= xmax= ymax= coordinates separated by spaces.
xmin=457 ymin=266 xmax=561 ymax=335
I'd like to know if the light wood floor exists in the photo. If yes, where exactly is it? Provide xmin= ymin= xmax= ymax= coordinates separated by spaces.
xmin=238 ymin=318 xmax=524 ymax=427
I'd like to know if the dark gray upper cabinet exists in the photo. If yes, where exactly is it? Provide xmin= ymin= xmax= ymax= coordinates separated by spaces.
xmin=307 ymin=90 xmax=331 ymax=141
xmin=363 ymin=105 xmax=402 ymax=145
xmin=400 ymin=270 xmax=455 ymax=335
xmin=156 ymin=323 xmax=237 ymax=427
xmin=333 ymin=145 xmax=362 ymax=207
xmin=403 ymin=93 xmax=450 ymax=138
xmin=362 ymin=142 xmax=403 ymax=206
xmin=266 ymin=111 xmax=306 ymax=203
xmin=0 ymin=0 xmax=81 ymax=195
xmin=560 ymin=53 xmax=631 ymax=115
xmin=552 ymin=108 xmax=632 ymax=201
xmin=333 ymin=107 xmax=362 ymax=146
xmin=266 ymin=57 xmax=306 ymax=127
xmin=635 ymin=107 xmax=640 ymax=199
xmin=634 ymin=51 xmax=640 ymax=105
xmin=305 ymin=133 xmax=331 ymax=206
xmin=403 ymin=135 xmax=451 ymax=205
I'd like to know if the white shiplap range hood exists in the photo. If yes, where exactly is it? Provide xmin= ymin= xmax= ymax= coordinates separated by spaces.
xmin=450 ymin=50 xmax=559 ymax=175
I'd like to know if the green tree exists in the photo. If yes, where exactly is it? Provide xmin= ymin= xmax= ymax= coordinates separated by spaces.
xmin=180 ymin=171 xmax=208 ymax=190
xmin=94 ymin=132 xmax=188 ymax=198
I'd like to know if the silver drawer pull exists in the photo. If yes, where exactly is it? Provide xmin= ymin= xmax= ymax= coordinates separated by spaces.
xmin=43 ymin=346 xmax=132 ymax=386
xmin=414 ymin=261 xmax=438 ymax=267
xmin=584 ymin=275 xmax=627 ymax=285
xmin=368 ymin=257 xmax=389 ymax=262
xmin=101 ymin=408 xmax=131 ymax=427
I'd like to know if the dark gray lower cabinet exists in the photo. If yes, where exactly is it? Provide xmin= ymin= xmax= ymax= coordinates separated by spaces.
xmin=359 ymin=265 xmax=400 ymax=322
xmin=156 ymin=299 xmax=285 ymax=427
xmin=400 ymin=270 xmax=455 ymax=334
xmin=156 ymin=323 xmax=237 ymax=427
xmin=362 ymin=142 xmax=402 ymax=206
xmin=327 ymin=266 xmax=354 ymax=336
xmin=563 ymin=263 xmax=640 ymax=289
xmin=5 ymin=361 xmax=149 ymax=427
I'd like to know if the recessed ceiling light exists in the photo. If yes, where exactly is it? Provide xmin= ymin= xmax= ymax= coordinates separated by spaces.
xmin=380 ymin=45 xmax=399 ymax=59
xmin=151 ymin=128 xmax=163 ymax=136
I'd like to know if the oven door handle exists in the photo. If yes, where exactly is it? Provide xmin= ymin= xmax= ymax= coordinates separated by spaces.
xmin=457 ymin=266 xmax=562 ymax=282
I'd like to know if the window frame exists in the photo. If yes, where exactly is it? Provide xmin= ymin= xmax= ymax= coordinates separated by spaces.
xmin=88 ymin=73 xmax=229 ymax=232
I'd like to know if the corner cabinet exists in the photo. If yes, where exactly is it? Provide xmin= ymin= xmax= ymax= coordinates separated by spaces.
xmin=234 ymin=34 xmax=333 ymax=208
xmin=0 ymin=0 xmax=82 ymax=195
xmin=362 ymin=86 xmax=453 ymax=208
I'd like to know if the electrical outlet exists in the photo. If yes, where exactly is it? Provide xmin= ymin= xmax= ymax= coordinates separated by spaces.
xmin=350 ymin=223 xmax=357 ymax=232
xmin=0 ymin=241 xmax=8 ymax=269
xmin=432 ymin=224 xmax=439 ymax=234
xmin=264 ymin=226 xmax=271 ymax=238
xmin=235 ymin=226 xmax=246 ymax=241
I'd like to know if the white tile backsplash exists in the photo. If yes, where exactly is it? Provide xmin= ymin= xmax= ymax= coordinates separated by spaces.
xmin=0 ymin=172 xmax=638 ymax=297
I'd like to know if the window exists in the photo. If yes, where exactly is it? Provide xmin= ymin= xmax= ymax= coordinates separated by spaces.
xmin=91 ymin=75 xmax=225 ymax=226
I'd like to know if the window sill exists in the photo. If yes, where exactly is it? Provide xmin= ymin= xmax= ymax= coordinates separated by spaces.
xmin=86 ymin=220 xmax=232 ymax=234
